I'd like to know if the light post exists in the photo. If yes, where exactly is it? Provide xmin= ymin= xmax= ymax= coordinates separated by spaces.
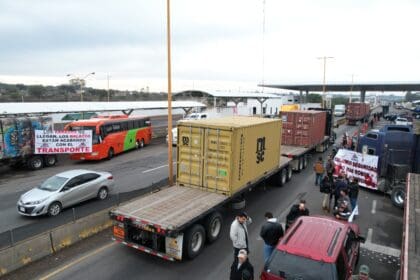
xmin=317 ymin=56 xmax=334 ymax=108
xmin=66 ymin=72 xmax=95 ymax=102
xmin=166 ymin=0 xmax=174 ymax=185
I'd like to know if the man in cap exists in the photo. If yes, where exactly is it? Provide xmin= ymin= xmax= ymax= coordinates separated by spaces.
xmin=352 ymin=265 xmax=373 ymax=280
xmin=230 ymin=212 xmax=252 ymax=259
xmin=230 ymin=249 xmax=254 ymax=280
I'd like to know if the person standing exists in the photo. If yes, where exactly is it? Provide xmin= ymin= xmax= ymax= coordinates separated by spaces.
xmin=334 ymin=173 xmax=348 ymax=207
xmin=286 ymin=199 xmax=309 ymax=230
xmin=313 ymin=157 xmax=325 ymax=186
xmin=348 ymin=177 xmax=360 ymax=213
xmin=351 ymin=264 xmax=373 ymax=280
xmin=320 ymin=175 xmax=334 ymax=212
xmin=260 ymin=212 xmax=284 ymax=263
xmin=326 ymin=156 xmax=335 ymax=180
xmin=230 ymin=249 xmax=254 ymax=280
xmin=230 ymin=212 xmax=251 ymax=259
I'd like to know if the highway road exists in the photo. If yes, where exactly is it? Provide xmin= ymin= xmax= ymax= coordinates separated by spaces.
xmin=5 ymin=116 xmax=403 ymax=280
xmin=0 ymin=138 xmax=176 ymax=236
xmin=5 ymin=136 xmax=402 ymax=280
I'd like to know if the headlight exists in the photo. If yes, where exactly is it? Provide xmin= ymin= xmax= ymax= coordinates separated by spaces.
xmin=25 ymin=198 xmax=48 ymax=205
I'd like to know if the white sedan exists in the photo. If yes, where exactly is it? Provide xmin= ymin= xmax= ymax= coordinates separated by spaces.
xmin=395 ymin=117 xmax=409 ymax=126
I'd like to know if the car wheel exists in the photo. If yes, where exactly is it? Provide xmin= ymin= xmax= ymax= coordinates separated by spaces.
xmin=204 ymin=212 xmax=223 ymax=243
xmin=107 ymin=148 xmax=114 ymax=160
xmin=27 ymin=156 xmax=44 ymax=170
xmin=97 ymin=187 xmax=109 ymax=200
xmin=48 ymin=202 xmax=62 ymax=217
xmin=183 ymin=224 xmax=206 ymax=259
xmin=44 ymin=155 xmax=57 ymax=167
xmin=391 ymin=186 xmax=405 ymax=208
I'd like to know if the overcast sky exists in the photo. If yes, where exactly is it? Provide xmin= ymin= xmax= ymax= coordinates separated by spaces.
xmin=0 ymin=0 xmax=419 ymax=92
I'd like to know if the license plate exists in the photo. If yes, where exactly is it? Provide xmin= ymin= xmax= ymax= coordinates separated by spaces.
xmin=19 ymin=206 xmax=25 ymax=213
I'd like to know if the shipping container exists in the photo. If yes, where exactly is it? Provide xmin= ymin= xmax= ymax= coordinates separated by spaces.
xmin=346 ymin=103 xmax=370 ymax=125
xmin=177 ymin=116 xmax=282 ymax=196
xmin=280 ymin=104 xmax=300 ymax=112
xmin=110 ymin=116 xmax=293 ymax=261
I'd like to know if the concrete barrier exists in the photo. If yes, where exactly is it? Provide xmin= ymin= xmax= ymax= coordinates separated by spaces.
xmin=50 ymin=208 xmax=113 ymax=252
xmin=0 ymin=208 xmax=113 ymax=277
xmin=0 ymin=232 xmax=53 ymax=276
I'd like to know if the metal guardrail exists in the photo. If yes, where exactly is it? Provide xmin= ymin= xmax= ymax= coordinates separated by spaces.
xmin=0 ymin=176 xmax=175 ymax=250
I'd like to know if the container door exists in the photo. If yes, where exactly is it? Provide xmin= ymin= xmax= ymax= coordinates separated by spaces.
xmin=177 ymin=125 xmax=204 ymax=187
xmin=203 ymin=128 xmax=232 ymax=195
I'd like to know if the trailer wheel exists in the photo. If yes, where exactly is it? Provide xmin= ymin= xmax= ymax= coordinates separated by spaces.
xmin=286 ymin=167 xmax=292 ymax=182
xmin=27 ymin=156 xmax=44 ymax=170
xmin=391 ymin=186 xmax=405 ymax=209
xmin=204 ymin=212 xmax=223 ymax=243
xmin=277 ymin=168 xmax=287 ymax=187
xmin=44 ymin=155 xmax=57 ymax=167
xmin=297 ymin=157 xmax=303 ymax=172
xmin=184 ymin=224 xmax=206 ymax=259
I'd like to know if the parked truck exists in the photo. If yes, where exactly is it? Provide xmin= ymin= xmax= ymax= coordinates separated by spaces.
xmin=0 ymin=116 xmax=57 ymax=170
xmin=399 ymin=173 xmax=420 ymax=280
xmin=110 ymin=116 xmax=293 ymax=260
xmin=356 ymin=120 xmax=420 ymax=208
xmin=346 ymin=102 xmax=371 ymax=125
xmin=280 ymin=110 xmax=333 ymax=172
xmin=333 ymin=104 xmax=346 ymax=117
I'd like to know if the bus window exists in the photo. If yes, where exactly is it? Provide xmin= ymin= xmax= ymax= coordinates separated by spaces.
xmin=112 ymin=124 xmax=121 ymax=132
xmin=128 ymin=121 xmax=134 ymax=130
xmin=120 ymin=122 xmax=128 ymax=131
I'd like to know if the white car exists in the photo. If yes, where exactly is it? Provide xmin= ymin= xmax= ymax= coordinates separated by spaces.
xmin=395 ymin=117 xmax=409 ymax=126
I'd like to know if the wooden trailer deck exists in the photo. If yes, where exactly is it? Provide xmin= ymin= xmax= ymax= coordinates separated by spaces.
xmin=112 ymin=186 xmax=228 ymax=230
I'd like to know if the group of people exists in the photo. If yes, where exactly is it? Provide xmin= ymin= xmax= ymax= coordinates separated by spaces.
xmin=229 ymin=200 xmax=310 ymax=280
xmin=314 ymin=156 xmax=360 ymax=221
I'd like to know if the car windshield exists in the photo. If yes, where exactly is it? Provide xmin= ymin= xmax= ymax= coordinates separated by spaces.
xmin=38 ymin=176 xmax=68 ymax=192
xmin=265 ymin=250 xmax=335 ymax=279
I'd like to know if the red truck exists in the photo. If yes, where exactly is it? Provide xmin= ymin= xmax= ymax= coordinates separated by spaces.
xmin=346 ymin=103 xmax=370 ymax=125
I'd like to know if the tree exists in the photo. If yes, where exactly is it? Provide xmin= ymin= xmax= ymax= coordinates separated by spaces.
xmin=28 ymin=85 xmax=45 ymax=101
xmin=307 ymin=94 xmax=322 ymax=103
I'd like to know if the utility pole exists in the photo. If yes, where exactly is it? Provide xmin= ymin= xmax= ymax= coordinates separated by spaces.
xmin=350 ymin=74 xmax=354 ymax=103
xmin=166 ymin=0 xmax=174 ymax=185
xmin=317 ymin=56 xmax=334 ymax=108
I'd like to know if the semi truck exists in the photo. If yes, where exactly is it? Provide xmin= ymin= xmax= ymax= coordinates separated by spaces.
xmin=0 ymin=116 xmax=57 ymax=170
xmin=333 ymin=104 xmax=346 ymax=117
xmin=280 ymin=109 xmax=334 ymax=172
xmin=110 ymin=116 xmax=294 ymax=260
xmin=399 ymin=173 xmax=420 ymax=280
xmin=356 ymin=120 xmax=420 ymax=208
xmin=346 ymin=102 xmax=371 ymax=125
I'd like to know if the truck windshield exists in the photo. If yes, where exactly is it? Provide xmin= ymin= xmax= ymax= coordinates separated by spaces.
xmin=38 ymin=176 xmax=68 ymax=192
xmin=69 ymin=126 xmax=100 ymax=144
xmin=265 ymin=250 xmax=335 ymax=279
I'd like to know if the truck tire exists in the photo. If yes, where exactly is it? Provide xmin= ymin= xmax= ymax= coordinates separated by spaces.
xmin=297 ymin=157 xmax=303 ymax=172
xmin=204 ymin=212 xmax=223 ymax=243
xmin=286 ymin=167 xmax=292 ymax=182
xmin=391 ymin=186 xmax=406 ymax=208
xmin=107 ymin=148 xmax=114 ymax=160
xmin=44 ymin=155 xmax=57 ymax=167
xmin=277 ymin=168 xmax=287 ymax=187
xmin=184 ymin=224 xmax=206 ymax=259
xmin=27 ymin=156 xmax=44 ymax=170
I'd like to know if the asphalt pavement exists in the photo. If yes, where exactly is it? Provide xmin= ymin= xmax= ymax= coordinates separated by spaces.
xmin=3 ymin=121 xmax=403 ymax=280
xmin=0 ymin=138 xmax=176 ymax=235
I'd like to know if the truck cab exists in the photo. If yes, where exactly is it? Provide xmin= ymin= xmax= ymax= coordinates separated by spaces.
xmin=357 ymin=125 xmax=417 ymax=207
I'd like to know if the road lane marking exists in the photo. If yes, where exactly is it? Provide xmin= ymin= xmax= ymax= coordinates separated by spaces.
xmin=38 ymin=242 xmax=115 ymax=280
xmin=366 ymin=228 xmax=373 ymax=243
xmin=371 ymin=200 xmax=377 ymax=214
xmin=142 ymin=163 xmax=176 ymax=174
xmin=361 ymin=242 xmax=401 ymax=258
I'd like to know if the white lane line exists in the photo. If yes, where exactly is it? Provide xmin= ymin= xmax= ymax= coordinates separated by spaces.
xmin=371 ymin=199 xmax=377 ymax=214
xmin=366 ymin=228 xmax=373 ymax=243
xmin=142 ymin=163 xmax=176 ymax=174
xmin=361 ymin=242 xmax=401 ymax=258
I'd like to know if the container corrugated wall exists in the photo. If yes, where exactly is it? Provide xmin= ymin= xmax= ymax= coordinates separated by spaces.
xmin=280 ymin=110 xmax=326 ymax=147
xmin=177 ymin=116 xmax=282 ymax=197
xmin=346 ymin=103 xmax=370 ymax=120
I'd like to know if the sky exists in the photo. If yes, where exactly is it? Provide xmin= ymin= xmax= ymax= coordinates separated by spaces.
xmin=0 ymin=0 xmax=419 ymax=93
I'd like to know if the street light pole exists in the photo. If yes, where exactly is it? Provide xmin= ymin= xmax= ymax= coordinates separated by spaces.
xmin=166 ymin=0 xmax=174 ymax=185
xmin=350 ymin=74 xmax=354 ymax=103
xmin=317 ymin=56 xmax=334 ymax=109
xmin=67 ymin=72 xmax=95 ymax=102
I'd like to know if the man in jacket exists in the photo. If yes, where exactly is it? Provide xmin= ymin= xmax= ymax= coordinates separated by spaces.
xmin=326 ymin=156 xmax=335 ymax=180
xmin=334 ymin=173 xmax=348 ymax=207
xmin=230 ymin=212 xmax=251 ymax=259
xmin=313 ymin=157 xmax=325 ymax=186
xmin=230 ymin=249 xmax=254 ymax=280
xmin=260 ymin=212 xmax=284 ymax=263
xmin=285 ymin=199 xmax=309 ymax=230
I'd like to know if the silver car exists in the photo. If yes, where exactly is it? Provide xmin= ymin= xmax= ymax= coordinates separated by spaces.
xmin=17 ymin=169 xmax=115 ymax=217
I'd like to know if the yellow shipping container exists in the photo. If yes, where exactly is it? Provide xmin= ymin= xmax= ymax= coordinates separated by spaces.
xmin=280 ymin=104 xmax=300 ymax=112
xmin=177 ymin=116 xmax=282 ymax=197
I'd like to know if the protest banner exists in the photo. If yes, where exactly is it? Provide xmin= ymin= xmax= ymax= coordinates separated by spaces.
xmin=35 ymin=130 xmax=92 ymax=154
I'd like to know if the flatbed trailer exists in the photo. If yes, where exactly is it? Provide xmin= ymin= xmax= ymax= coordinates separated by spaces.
xmin=281 ymin=136 xmax=330 ymax=171
xmin=400 ymin=173 xmax=420 ymax=280
xmin=110 ymin=156 xmax=292 ymax=261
